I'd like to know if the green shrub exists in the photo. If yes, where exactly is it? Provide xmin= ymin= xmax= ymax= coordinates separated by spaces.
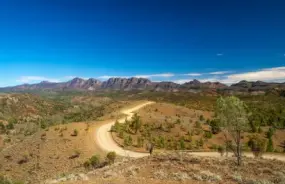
xmin=106 ymin=151 xmax=116 ymax=164
xmin=258 ymin=126 xmax=262 ymax=133
xmin=157 ymin=136 xmax=165 ymax=148
xmin=266 ymin=138 xmax=274 ymax=152
xmin=217 ymin=146 xmax=225 ymax=156
xmin=89 ymin=154 xmax=100 ymax=168
xmin=199 ymin=115 xmax=204 ymax=121
xmin=196 ymin=138 xmax=204 ymax=148
xmin=206 ymin=119 xmax=210 ymax=124
xmin=118 ymin=129 xmax=124 ymax=138
xmin=40 ymin=121 xmax=47 ymax=129
xmin=0 ymin=122 xmax=5 ymax=133
xmin=209 ymin=119 xmax=221 ymax=134
xmin=267 ymin=128 xmax=275 ymax=139
xmin=6 ymin=122 xmax=14 ymax=130
xmin=179 ymin=139 xmax=185 ymax=150
xmin=131 ymin=113 xmax=142 ymax=134
xmin=123 ymin=135 xmax=133 ymax=146
xmin=175 ymin=119 xmax=181 ymax=124
xmin=111 ymin=120 xmax=120 ymax=132
xmin=210 ymin=144 xmax=218 ymax=150
xmin=248 ymin=134 xmax=268 ymax=157
xmin=195 ymin=121 xmax=201 ymax=129
xmin=204 ymin=131 xmax=212 ymax=139
xmin=83 ymin=160 xmax=91 ymax=169
xmin=0 ymin=175 xmax=24 ymax=184
xmin=137 ymin=136 xmax=144 ymax=147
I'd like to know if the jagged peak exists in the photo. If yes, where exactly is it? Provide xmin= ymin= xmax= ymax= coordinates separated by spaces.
xmin=40 ymin=81 xmax=51 ymax=84
xmin=70 ymin=77 xmax=85 ymax=81
xmin=86 ymin=78 xmax=100 ymax=81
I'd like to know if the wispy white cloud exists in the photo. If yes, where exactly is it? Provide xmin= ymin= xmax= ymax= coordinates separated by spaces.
xmin=98 ymin=73 xmax=174 ymax=79
xmin=209 ymin=71 xmax=232 ymax=75
xmin=199 ymin=77 xmax=230 ymax=84
xmin=16 ymin=76 xmax=61 ymax=83
xmin=200 ymin=66 xmax=285 ymax=84
xmin=64 ymin=76 xmax=77 ymax=80
xmin=225 ymin=67 xmax=285 ymax=83
xmin=172 ymin=79 xmax=192 ymax=84
xmin=16 ymin=67 xmax=285 ymax=85
xmin=135 ymin=73 xmax=174 ymax=78
xmin=216 ymin=53 xmax=223 ymax=56
xmin=182 ymin=73 xmax=202 ymax=76
xmin=97 ymin=75 xmax=130 ymax=79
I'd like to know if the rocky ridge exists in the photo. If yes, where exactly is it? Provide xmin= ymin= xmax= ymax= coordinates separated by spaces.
xmin=1 ymin=77 xmax=285 ymax=94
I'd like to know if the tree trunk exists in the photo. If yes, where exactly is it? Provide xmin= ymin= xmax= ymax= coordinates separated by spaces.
xmin=223 ymin=131 xmax=229 ymax=157
xmin=237 ymin=131 xmax=242 ymax=166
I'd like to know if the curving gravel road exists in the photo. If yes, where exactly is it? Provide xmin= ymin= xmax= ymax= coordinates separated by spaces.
xmin=95 ymin=101 xmax=154 ymax=158
xmin=94 ymin=101 xmax=285 ymax=162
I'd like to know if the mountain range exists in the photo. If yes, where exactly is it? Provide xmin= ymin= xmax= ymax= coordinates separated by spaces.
xmin=1 ymin=77 xmax=285 ymax=94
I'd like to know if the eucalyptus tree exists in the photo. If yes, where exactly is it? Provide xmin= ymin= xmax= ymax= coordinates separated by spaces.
xmin=216 ymin=96 xmax=250 ymax=166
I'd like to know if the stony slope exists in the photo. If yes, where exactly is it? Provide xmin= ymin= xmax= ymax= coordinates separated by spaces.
xmin=45 ymin=152 xmax=285 ymax=184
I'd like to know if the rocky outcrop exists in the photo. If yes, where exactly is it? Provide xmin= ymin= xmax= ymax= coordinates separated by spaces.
xmin=2 ymin=78 xmax=101 ymax=91
xmin=151 ymin=82 xmax=181 ymax=92
xmin=1 ymin=77 xmax=285 ymax=94
xmin=64 ymin=78 xmax=101 ymax=90
xmin=181 ymin=79 xmax=227 ymax=89
xmin=229 ymin=80 xmax=285 ymax=92
xmin=101 ymin=77 xmax=151 ymax=90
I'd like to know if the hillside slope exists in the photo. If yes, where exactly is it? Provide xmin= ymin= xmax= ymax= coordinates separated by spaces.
xmin=45 ymin=152 xmax=285 ymax=184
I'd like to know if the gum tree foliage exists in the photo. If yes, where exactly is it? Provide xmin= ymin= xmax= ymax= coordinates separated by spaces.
xmin=266 ymin=127 xmax=275 ymax=152
xmin=216 ymin=96 xmax=250 ymax=166
xmin=130 ymin=113 xmax=142 ymax=134
xmin=209 ymin=119 xmax=221 ymax=134
xmin=247 ymin=134 xmax=268 ymax=158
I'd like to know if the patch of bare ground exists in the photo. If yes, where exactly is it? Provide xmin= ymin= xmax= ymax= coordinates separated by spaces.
xmin=52 ymin=152 xmax=285 ymax=184
xmin=0 ymin=100 xmax=152 ymax=183
xmin=0 ymin=123 xmax=100 ymax=183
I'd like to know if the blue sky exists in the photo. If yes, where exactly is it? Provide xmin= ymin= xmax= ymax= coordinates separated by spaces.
xmin=0 ymin=0 xmax=285 ymax=87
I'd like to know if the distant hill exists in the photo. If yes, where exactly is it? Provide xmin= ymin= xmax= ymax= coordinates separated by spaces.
xmin=1 ymin=77 xmax=285 ymax=94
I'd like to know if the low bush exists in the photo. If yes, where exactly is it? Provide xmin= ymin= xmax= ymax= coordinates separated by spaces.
xmin=204 ymin=131 xmax=212 ymax=139
xmin=248 ymin=134 xmax=267 ymax=158
xmin=106 ymin=151 xmax=116 ymax=164
xmin=6 ymin=122 xmax=14 ymax=130
xmin=90 ymin=155 xmax=100 ymax=167
xmin=179 ymin=139 xmax=185 ymax=150
xmin=123 ymin=135 xmax=133 ymax=146
xmin=0 ymin=175 xmax=24 ymax=184
xmin=137 ymin=136 xmax=144 ymax=147
xmin=217 ymin=146 xmax=225 ymax=156
xmin=266 ymin=138 xmax=274 ymax=152
xmin=195 ymin=121 xmax=202 ymax=129
xmin=84 ymin=154 xmax=101 ymax=169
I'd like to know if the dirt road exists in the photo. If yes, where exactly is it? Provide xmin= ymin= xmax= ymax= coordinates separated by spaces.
xmin=94 ymin=101 xmax=285 ymax=162
xmin=95 ymin=101 xmax=154 ymax=158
